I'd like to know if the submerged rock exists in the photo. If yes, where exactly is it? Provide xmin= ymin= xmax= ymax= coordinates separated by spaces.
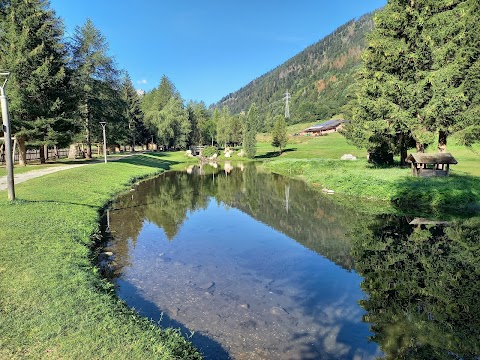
xmin=270 ymin=306 xmax=288 ymax=315
xmin=198 ymin=282 xmax=215 ymax=290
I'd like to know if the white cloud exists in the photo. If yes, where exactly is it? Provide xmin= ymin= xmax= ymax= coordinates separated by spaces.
xmin=136 ymin=79 xmax=148 ymax=85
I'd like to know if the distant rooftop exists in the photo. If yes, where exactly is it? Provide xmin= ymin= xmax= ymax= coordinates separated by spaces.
xmin=305 ymin=119 xmax=345 ymax=132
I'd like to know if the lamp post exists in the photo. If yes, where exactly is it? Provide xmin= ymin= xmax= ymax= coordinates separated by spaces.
xmin=0 ymin=71 xmax=15 ymax=201
xmin=100 ymin=121 xmax=107 ymax=164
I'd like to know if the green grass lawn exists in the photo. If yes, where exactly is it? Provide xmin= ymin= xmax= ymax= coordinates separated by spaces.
xmin=258 ymin=130 xmax=480 ymax=217
xmin=0 ymin=152 xmax=201 ymax=359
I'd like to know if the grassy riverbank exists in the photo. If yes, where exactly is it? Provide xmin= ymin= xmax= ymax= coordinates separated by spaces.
xmin=1 ymin=131 xmax=478 ymax=358
xmin=0 ymin=153 xmax=201 ymax=359
xmin=257 ymin=131 xmax=480 ymax=217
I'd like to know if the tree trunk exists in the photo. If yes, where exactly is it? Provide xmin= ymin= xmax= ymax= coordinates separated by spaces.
xmin=399 ymin=134 xmax=408 ymax=166
xmin=438 ymin=131 xmax=447 ymax=153
xmin=17 ymin=137 xmax=27 ymax=166
xmin=68 ymin=144 xmax=77 ymax=159
xmin=85 ymin=101 xmax=92 ymax=159
xmin=39 ymin=145 xmax=46 ymax=164
xmin=416 ymin=142 xmax=425 ymax=153
xmin=400 ymin=148 xmax=408 ymax=166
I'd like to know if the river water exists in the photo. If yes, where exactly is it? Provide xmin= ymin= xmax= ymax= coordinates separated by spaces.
xmin=100 ymin=163 xmax=479 ymax=359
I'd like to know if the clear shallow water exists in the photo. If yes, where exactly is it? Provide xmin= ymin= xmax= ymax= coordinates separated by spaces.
xmin=101 ymin=163 xmax=479 ymax=359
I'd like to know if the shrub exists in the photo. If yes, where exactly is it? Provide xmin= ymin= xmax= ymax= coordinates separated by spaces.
xmin=202 ymin=146 xmax=218 ymax=158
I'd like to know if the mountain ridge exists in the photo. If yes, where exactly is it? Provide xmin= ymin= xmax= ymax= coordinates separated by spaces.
xmin=216 ymin=11 xmax=377 ymax=129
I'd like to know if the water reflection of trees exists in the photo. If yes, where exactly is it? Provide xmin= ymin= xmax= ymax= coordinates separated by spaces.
xmin=351 ymin=215 xmax=480 ymax=359
xmin=107 ymin=164 xmax=358 ymax=275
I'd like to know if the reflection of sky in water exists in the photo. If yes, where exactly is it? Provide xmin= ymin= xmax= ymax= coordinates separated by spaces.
xmin=111 ymin=197 xmax=382 ymax=360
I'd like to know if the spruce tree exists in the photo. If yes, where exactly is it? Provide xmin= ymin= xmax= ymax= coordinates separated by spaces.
xmin=344 ymin=0 xmax=429 ymax=164
xmin=121 ymin=74 xmax=145 ymax=151
xmin=70 ymin=18 xmax=119 ymax=159
xmin=422 ymin=0 xmax=479 ymax=151
xmin=229 ymin=114 xmax=243 ymax=147
xmin=0 ymin=0 xmax=74 ymax=164
xmin=243 ymin=103 xmax=258 ymax=158
xmin=211 ymin=108 xmax=221 ymax=146
xmin=271 ymin=115 xmax=288 ymax=153
xmin=346 ymin=0 xmax=479 ymax=158
xmin=187 ymin=101 xmax=209 ymax=146
xmin=216 ymin=106 xmax=230 ymax=149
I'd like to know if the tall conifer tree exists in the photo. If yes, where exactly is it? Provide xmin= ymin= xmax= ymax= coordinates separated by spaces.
xmin=0 ymin=0 xmax=73 ymax=164
xmin=344 ymin=0 xmax=429 ymax=164
xmin=271 ymin=115 xmax=288 ymax=153
xmin=243 ymin=103 xmax=258 ymax=158
xmin=422 ymin=0 xmax=479 ymax=151
xmin=346 ymin=0 xmax=479 ymax=159
xmin=121 ymin=74 xmax=145 ymax=150
xmin=70 ymin=18 xmax=119 ymax=159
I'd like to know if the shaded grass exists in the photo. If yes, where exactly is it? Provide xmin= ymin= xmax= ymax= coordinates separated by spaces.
xmin=0 ymin=154 xmax=202 ymax=359
xmin=260 ymin=132 xmax=480 ymax=217
xmin=263 ymin=157 xmax=480 ymax=217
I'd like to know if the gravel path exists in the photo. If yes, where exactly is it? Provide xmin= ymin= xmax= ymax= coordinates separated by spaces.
xmin=0 ymin=164 xmax=89 ymax=191
xmin=0 ymin=153 xmax=145 ymax=191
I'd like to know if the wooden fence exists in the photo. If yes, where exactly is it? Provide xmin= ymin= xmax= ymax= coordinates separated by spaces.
xmin=1 ymin=148 xmax=69 ymax=164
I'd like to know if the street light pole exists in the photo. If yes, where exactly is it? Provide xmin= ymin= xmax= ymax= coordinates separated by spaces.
xmin=0 ymin=71 xmax=15 ymax=201
xmin=100 ymin=121 xmax=107 ymax=164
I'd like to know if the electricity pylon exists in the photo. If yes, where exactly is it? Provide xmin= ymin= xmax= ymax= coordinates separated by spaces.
xmin=284 ymin=91 xmax=291 ymax=119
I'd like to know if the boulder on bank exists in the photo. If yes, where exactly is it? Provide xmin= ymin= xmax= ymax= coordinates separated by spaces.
xmin=341 ymin=154 xmax=357 ymax=161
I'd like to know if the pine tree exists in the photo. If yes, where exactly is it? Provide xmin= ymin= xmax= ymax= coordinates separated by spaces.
xmin=70 ymin=18 xmax=119 ymax=159
xmin=421 ymin=0 xmax=479 ymax=152
xmin=243 ymin=103 xmax=258 ymax=158
xmin=121 ymin=74 xmax=146 ymax=151
xmin=229 ymin=114 xmax=243 ymax=147
xmin=344 ymin=0 xmax=429 ymax=165
xmin=216 ymin=106 xmax=230 ymax=149
xmin=187 ymin=101 xmax=209 ymax=146
xmin=211 ymin=108 xmax=221 ymax=146
xmin=345 ymin=0 xmax=479 ymax=159
xmin=271 ymin=115 xmax=288 ymax=153
xmin=0 ymin=0 xmax=74 ymax=165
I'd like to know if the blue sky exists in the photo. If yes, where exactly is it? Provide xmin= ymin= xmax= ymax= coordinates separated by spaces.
xmin=50 ymin=0 xmax=386 ymax=105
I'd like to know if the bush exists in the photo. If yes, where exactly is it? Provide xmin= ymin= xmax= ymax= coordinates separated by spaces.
xmin=202 ymin=146 xmax=218 ymax=158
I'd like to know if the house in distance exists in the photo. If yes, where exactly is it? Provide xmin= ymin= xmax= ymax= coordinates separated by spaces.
xmin=299 ymin=119 xmax=345 ymax=136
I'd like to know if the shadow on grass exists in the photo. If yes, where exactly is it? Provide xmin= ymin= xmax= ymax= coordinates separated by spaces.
xmin=116 ymin=153 xmax=180 ymax=171
xmin=256 ymin=148 xmax=297 ymax=159
xmin=391 ymin=173 xmax=480 ymax=218
xmin=116 ymin=279 xmax=232 ymax=360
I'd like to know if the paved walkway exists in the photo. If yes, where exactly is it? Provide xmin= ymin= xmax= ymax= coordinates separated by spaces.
xmin=0 ymin=164 xmax=89 ymax=191
xmin=0 ymin=153 xmax=145 ymax=191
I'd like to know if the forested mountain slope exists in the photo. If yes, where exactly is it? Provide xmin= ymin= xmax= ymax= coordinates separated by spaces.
xmin=216 ymin=12 xmax=376 ymax=128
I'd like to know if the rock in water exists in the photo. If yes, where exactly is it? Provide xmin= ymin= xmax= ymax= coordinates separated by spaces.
xmin=270 ymin=306 xmax=288 ymax=315
xmin=198 ymin=282 xmax=215 ymax=290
